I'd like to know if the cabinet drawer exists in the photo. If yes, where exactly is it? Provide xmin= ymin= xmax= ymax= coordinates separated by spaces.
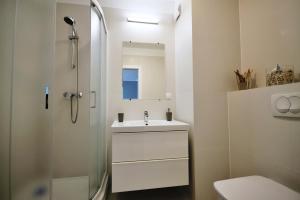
xmin=112 ymin=131 xmax=188 ymax=162
xmin=112 ymin=158 xmax=189 ymax=193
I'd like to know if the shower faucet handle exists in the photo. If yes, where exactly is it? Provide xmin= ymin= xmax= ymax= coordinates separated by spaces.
xmin=77 ymin=92 xmax=83 ymax=98
xmin=63 ymin=91 xmax=83 ymax=99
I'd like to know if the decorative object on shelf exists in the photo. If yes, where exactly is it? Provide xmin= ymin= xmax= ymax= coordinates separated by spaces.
xmin=118 ymin=113 xmax=124 ymax=122
xmin=234 ymin=68 xmax=256 ymax=90
xmin=266 ymin=64 xmax=294 ymax=86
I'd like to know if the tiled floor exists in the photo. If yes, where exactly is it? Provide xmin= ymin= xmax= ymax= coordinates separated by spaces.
xmin=107 ymin=186 xmax=191 ymax=200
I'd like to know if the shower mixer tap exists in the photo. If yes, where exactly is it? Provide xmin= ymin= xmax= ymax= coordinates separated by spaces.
xmin=63 ymin=91 xmax=83 ymax=100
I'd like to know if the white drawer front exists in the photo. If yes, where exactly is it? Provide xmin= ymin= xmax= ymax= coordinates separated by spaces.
xmin=112 ymin=158 xmax=189 ymax=193
xmin=112 ymin=131 xmax=188 ymax=162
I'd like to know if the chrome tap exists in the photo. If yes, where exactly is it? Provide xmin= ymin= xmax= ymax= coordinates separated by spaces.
xmin=144 ymin=111 xmax=149 ymax=125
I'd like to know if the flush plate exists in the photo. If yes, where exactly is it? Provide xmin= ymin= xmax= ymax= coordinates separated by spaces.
xmin=271 ymin=92 xmax=300 ymax=118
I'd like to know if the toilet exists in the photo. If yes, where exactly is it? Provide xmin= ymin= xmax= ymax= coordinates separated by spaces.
xmin=214 ymin=176 xmax=300 ymax=200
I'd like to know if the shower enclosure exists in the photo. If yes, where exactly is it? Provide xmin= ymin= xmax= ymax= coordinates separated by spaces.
xmin=0 ymin=0 xmax=108 ymax=199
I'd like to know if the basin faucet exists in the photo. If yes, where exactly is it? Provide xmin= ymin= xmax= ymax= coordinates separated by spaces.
xmin=144 ymin=111 xmax=149 ymax=125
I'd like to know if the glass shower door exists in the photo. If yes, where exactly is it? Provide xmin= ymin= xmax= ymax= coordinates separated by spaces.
xmin=89 ymin=5 xmax=107 ymax=199
xmin=98 ymin=6 xmax=107 ymax=191
xmin=0 ymin=0 xmax=16 ymax=199
xmin=9 ymin=0 xmax=55 ymax=199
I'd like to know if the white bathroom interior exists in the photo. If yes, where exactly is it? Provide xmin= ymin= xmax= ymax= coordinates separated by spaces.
xmin=0 ymin=0 xmax=300 ymax=200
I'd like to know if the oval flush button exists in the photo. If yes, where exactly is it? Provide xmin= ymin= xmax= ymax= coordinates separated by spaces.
xmin=289 ymin=96 xmax=300 ymax=114
xmin=275 ymin=96 xmax=291 ymax=113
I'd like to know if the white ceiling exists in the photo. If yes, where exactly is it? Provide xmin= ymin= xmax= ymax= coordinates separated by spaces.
xmin=98 ymin=0 xmax=176 ymax=14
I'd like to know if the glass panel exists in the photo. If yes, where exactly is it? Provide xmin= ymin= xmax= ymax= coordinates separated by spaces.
xmin=89 ymin=6 xmax=107 ymax=198
xmin=10 ymin=0 xmax=55 ymax=199
xmin=98 ymin=11 xmax=107 ymax=185
xmin=0 ymin=0 xmax=16 ymax=199
xmin=52 ymin=3 xmax=90 ymax=200
xmin=89 ymin=7 xmax=101 ymax=198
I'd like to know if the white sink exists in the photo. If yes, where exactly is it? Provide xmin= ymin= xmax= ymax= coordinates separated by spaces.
xmin=111 ymin=120 xmax=189 ymax=133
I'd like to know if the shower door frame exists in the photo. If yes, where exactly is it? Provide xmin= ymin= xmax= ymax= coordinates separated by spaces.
xmin=89 ymin=0 xmax=108 ymax=199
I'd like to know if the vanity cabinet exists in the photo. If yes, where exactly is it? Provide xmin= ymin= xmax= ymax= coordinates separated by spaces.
xmin=111 ymin=120 xmax=189 ymax=193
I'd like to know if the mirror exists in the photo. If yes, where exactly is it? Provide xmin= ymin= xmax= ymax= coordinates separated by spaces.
xmin=122 ymin=41 xmax=166 ymax=100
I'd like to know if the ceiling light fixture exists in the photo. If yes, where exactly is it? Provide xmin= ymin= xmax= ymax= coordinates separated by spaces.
xmin=127 ymin=17 xmax=159 ymax=25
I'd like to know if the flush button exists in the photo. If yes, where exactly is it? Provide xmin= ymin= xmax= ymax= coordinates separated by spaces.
xmin=272 ymin=92 xmax=300 ymax=118
xmin=275 ymin=96 xmax=291 ymax=113
xmin=289 ymin=96 xmax=300 ymax=114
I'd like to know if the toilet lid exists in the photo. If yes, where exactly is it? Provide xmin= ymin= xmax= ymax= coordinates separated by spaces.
xmin=214 ymin=176 xmax=300 ymax=200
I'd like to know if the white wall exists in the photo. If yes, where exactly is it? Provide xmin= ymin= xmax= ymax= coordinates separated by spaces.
xmin=99 ymin=0 xmax=175 ymax=15
xmin=174 ymin=0 xmax=194 ymax=124
xmin=174 ymin=0 xmax=194 ymax=198
xmin=191 ymin=0 xmax=241 ymax=199
xmin=231 ymin=1 xmax=300 ymax=193
xmin=228 ymin=82 xmax=300 ymax=192
xmin=239 ymin=0 xmax=300 ymax=87
xmin=104 ymin=6 xmax=175 ymax=174
xmin=175 ymin=1 xmax=242 ymax=200
xmin=104 ymin=7 xmax=175 ymax=121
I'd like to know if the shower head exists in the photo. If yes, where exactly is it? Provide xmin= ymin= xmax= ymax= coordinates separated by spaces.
xmin=64 ymin=16 xmax=78 ymax=39
xmin=64 ymin=16 xmax=75 ymax=26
